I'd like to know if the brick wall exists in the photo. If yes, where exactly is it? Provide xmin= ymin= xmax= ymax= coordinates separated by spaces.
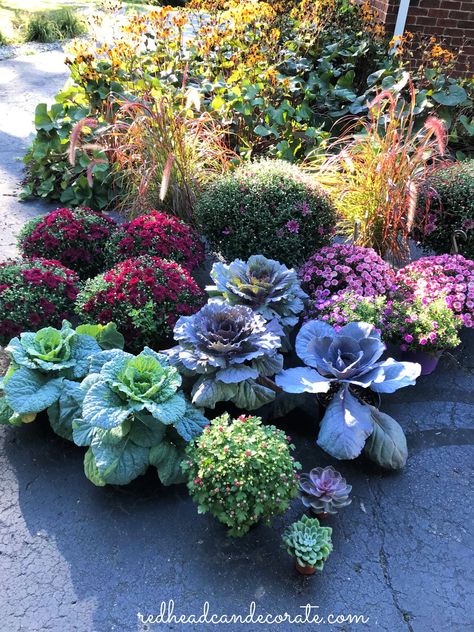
xmin=368 ymin=0 xmax=474 ymax=72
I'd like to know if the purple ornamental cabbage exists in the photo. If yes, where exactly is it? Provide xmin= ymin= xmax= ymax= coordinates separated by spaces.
xmin=208 ymin=255 xmax=308 ymax=328
xmin=299 ymin=466 xmax=352 ymax=515
xmin=275 ymin=320 xmax=421 ymax=468
xmin=166 ymin=301 xmax=284 ymax=410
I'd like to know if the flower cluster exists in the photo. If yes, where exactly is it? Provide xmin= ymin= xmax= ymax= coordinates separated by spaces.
xmin=75 ymin=256 xmax=205 ymax=351
xmin=316 ymin=292 xmax=386 ymax=332
xmin=300 ymin=244 xmax=395 ymax=319
xmin=183 ymin=413 xmax=301 ymax=537
xmin=0 ymin=258 xmax=79 ymax=345
xmin=383 ymin=296 xmax=461 ymax=353
xmin=105 ymin=211 xmax=205 ymax=271
xmin=395 ymin=254 xmax=474 ymax=328
xmin=18 ymin=207 xmax=116 ymax=279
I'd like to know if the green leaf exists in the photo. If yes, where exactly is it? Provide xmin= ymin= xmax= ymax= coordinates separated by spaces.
xmin=149 ymin=441 xmax=186 ymax=486
xmin=82 ymin=381 xmax=131 ymax=429
xmin=231 ymin=379 xmax=275 ymax=410
xmin=91 ymin=436 xmax=149 ymax=485
xmin=76 ymin=323 xmax=125 ymax=350
xmin=5 ymin=368 xmax=64 ymax=415
xmin=145 ymin=393 xmax=186 ymax=425
xmin=432 ymin=84 xmax=468 ymax=107
xmin=72 ymin=417 xmax=96 ymax=447
xmin=254 ymin=124 xmax=272 ymax=137
xmin=191 ymin=378 xmax=237 ymax=409
xmin=84 ymin=448 xmax=106 ymax=487
xmin=47 ymin=380 xmax=84 ymax=441
xmin=129 ymin=414 xmax=166 ymax=447
xmin=174 ymin=403 xmax=208 ymax=441
xmin=34 ymin=103 xmax=54 ymax=131
xmin=363 ymin=407 xmax=408 ymax=470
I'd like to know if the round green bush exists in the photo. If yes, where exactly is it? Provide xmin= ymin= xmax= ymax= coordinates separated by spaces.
xmin=183 ymin=413 xmax=301 ymax=537
xmin=416 ymin=160 xmax=474 ymax=259
xmin=194 ymin=159 xmax=336 ymax=265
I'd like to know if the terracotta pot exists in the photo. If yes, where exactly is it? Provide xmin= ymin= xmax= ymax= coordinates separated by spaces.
xmin=400 ymin=349 xmax=442 ymax=376
xmin=314 ymin=511 xmax=330 ymax=520
xmin=295 ymin=560 xmax=316 ymax=576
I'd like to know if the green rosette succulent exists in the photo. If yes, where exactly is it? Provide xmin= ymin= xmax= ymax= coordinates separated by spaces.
xmin=282 ymin=514 xmax=333 ymax=570
xmin=72 ymin=347 xmax=208 ymax=487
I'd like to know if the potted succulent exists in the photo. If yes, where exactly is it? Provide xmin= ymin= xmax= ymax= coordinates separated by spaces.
xmin=183 ymin=413 xmax=301 ymax=537
xmin=384 ymin=296 xmax=461 ymax=375
xmin=299 ymin=466 xmax=352 ymax=518
xmin=282 ymin=515 xmax=333 ymax=575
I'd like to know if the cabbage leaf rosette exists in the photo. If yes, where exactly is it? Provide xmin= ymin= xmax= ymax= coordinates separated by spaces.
xmin=165 ymin=301 xmax=284 ymax=410
xmin=207 ymin=255 xmax=308 ymax=328
xmin=276 ymin=321 xmax=421 ymax=469
xmin=1 ymin=320 xmax=101 ymax=437
xmin=72 ymin=347 xmax=208 ymax=486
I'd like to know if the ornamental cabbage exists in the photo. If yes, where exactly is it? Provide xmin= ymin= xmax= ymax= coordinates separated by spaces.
xmin=1 ymin=321 xmax=102 ymax=435
xmin=276 ymin=320 xmax=421 ymax=468
xmin=73 ymin=347 xmax=208 ymax=486
xmin=166 ymin=301 xmax=284 ymax=410
xmin=207 ymin=255 xmax=308 ymax=329
xmin=0 ymin=321 xmax=123 ymax=438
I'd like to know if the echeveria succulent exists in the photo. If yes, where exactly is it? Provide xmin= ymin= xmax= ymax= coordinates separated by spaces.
xmin=1 ymin=321 xmax=101 ymax=433
xmin=276 ymin=320 xmax=420 ymax=467
xmin=73 ymin=347 xmax=208 ymax=486
xmin=282 ymin=515 xmax=333 ymax=571
xmin=299 ymin=466 xmax=352 ymax=515
xmin=208 ymin=255 xmax=308 ymax=328
xmin=166 ymin=301 xmax=284 ymax=410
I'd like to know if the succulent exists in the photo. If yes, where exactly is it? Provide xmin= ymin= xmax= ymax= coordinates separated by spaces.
xmin=208 ymin=255 xmax=308 ymax=329
xmin=166 ymin=301 xmax=284 ymax=410
xmin=299 ymin=466 xmax=352 ymax=515
xmin=282 ymin=515 xmax=333 ymax=571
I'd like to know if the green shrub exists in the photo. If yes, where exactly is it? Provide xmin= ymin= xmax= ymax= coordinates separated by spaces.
xmin=25 ymin=9 xmax=86 ymax=44
xmin=0 ymin=29 xmax=7 ymax=46
xmin=415 ymin=160 xmax=474 ymax=259
xmin=194 ymin=159 xmax=335 ymax=265
xmin=183 ymin=413 xmax=301 ymax=537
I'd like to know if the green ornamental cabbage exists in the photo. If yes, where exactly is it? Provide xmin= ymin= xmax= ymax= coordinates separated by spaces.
xmin=73 ymin=347 xmax=208 ymax=486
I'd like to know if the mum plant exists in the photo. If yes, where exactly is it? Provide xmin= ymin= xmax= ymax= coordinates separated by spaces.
xmin=75 ymin=256 xmax=205 ymax=351
xmin=276 ymin=320 xmax=421 ymax=469
xmin=282 ymin=515 xmax=333 ymax=575
xmin=72 ymin=347 xmax=208 ymax=486
xmin=385 ymin=296 xmax=461 ymax=355
xmin=316 ymin=292 xmax=386 ymax=332
xmin=395 ymin=254 xmax=474 ymax=328
xmin=183 ymin=413 xmax=300 ymax=536
xmin=18 ymin=207 xmax=116 ymax=279
xmin=299 ymin=244 xmax=394 ymax=320
xmin=166 ymin=301 xmax=284 ymax=410
xmin=0 ymin=321 xmax=102 ymax=437
xmin=0 ymin=258 xmax=79 ymax=345
xmin=415 ymin=160 xmax=474 ymax=260
xmin=207 ymin=255 xmax=308 ymax=338
xmin=195 ymin=159 xmax=335 ymax=266
xmin=105 ymin=211 xmax=204 ymax=271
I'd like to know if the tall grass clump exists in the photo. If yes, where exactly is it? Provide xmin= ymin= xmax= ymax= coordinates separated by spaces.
xmin=25 ymin=9 xmax=86 ymax=44
xmin=311 ymin=85 xmax=447 ymax=263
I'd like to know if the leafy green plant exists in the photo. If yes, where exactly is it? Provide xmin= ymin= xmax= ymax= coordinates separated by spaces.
xmin=415 ymin=160 xmax=474 ymax=260
xmin=276 ymin=320 xmax=420 ymax=468
xmin=183 ymin=413 xmax=301 ymax=536
xmin=73 ymin=347 xmax=208 ymax=486
xmin=195 ymin=159 xmax=335 ymax=265
xmin=0 ymin=321 xmax=101 ymax=437
xmin=282 ymin=514 xmax=333 ymax=571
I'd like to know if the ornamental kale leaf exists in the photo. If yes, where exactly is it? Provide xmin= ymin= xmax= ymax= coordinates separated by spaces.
xmin=276 ymin=320 xmax=420 ymax=468
xmin=73 ymin=347 xmax=208 ymax=486
xmin=165 ymin=301 xmax=284 ymax=410
xmin=207 ymin=255 xmax=308 ymax=328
